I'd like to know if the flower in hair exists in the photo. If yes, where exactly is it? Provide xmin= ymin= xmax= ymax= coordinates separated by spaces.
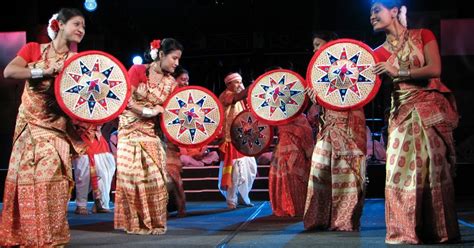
xmin=50 ymin=20 xmax=59 ymax=32
xmin=47 ymin=13 xmax=59 ymax=40
xmin=150 ymin=39 xmax=161 ymax=49
xmin=149 ymin=39 xmax=161 ymax=60
xmin=399 ymin=5 xmax=407 ymax=27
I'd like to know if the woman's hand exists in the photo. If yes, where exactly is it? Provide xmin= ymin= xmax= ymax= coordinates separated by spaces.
xmin=127 ymin=98 xmax=136 ymax=110
xmin=43 ymin=61 xmax=64 ymax=77
xmin=152 ymin=105 xmax=164 ymax=115
xmin=141 ymin=105 xmax=164 ymax=118
xmin=372 ymin=62 xmax=398 ymax=78
xmin=135 ymin=83 xmax=147 ymax=100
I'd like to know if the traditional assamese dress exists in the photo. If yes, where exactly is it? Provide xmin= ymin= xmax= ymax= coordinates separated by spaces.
xmin=0 ymin=42 xmax=84 ymax=247
xmin=269 ymin=114 xmax=314 ymax=217
xmin=304 ymin=108 xmax=367 ymax=231
xmin=114 ymin=64 xmax=176 ymax=234
xmin=374 ymin=29 xmax=460 ymax=244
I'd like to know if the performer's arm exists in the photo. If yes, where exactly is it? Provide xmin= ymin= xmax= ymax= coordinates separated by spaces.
xmin=126 ymin=97 xmax=163 ymax=118
xmin=126 ymin=64 xmax=162 ymax=118
xmin=219 ymin=91 xmax=233 ymax=107
xmin=233 ymin=87 xmax=248 ymax=103
xmin=374 ymin=29 xmax=441 ymax=80
xmin=4 ymin=56 xmax=30 ymax=79
xmin=3 ymin=55 xmax=62 ymax=80
xmin=372 ymin=60 xmax=398 ymax=78
xmin=409 ymin=38 xmax=441 ymax=79
xmin=4 ymin=43 xmax=35 ymax=79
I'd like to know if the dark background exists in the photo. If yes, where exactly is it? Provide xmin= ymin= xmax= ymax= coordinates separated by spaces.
xmin=1 ymin=0 xmax=474 ymax=168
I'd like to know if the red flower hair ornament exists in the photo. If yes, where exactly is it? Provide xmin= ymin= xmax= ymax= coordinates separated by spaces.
xmin=47 ymin=13 xmax=59 ymax=40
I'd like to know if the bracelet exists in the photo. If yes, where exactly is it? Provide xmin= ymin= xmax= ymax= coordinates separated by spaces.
xmin=141 ymin=107 xmax=154 ymax=118
xmin=30 ymin=68 xmax=44 ymax=79
xmin=398 ymin=69 xmax=411 ymax=78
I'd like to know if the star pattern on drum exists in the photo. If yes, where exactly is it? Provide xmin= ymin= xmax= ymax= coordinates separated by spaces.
xmin=167 ymin=92 xmax=216 ymax=143
xmin=316 ymin=47 xmax=372 ymax=103
xmin=254 ymin=74 xmax=303 ymax=117
xmin=236 ymin=116 xmax=266 ymax=149
xmin=64 ymin=58 xmax=124 ymax=115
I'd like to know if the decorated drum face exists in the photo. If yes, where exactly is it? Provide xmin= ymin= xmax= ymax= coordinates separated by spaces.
xmin=306 ymin=39 xmax=380 ymax=111
xmin=248 ymin=69 xmax=308 ymax=125
xmin=55 ymin=51 xmax=130 ymax=124
xmin=161 ymin=86 xmax=224 ymax=148
xmin=230 ymin=110 xmax=273 ymax=156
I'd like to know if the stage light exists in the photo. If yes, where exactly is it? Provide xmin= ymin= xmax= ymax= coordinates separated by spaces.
xmin=84 ymin=0 xmax=97 ymax=12
xmin=133 ymin=56 xmax=143 ymax=65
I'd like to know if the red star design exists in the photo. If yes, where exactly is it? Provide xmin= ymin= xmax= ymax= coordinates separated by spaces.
xmin=269 ymin=77 xmax=278 ymax=87
xmin=239 ymin=119 xmax=255 ymax=148
xmin=75 ymin=96 xmax=87 ymax=108
xmin=68 ymin=73 xmax=82 ymax=83
xmin=338 ymin=64 xmax=349 ymax=82
xmin=87 ymin=79 xmax=100 ymax=92
xmin=183 ymin=107 xmax=199 ymax=123
xmin=187 ymin=93 xmax=194 ymax=104
xmin=272 ymin=87 xmax=281 ymax=102
xmin=92 ymin=59 xmax=100 ymax=72
xmin=285 ymin=80 xmax=298 ymax=90
xmin=195 ymin=121 xmax=206 ymax=134
xmin=325 ymin=79 xmax=339 ymax=96
xmin=178 ymin=124 xmax=188 ymax=136
xmin=269 ymin=106 xmax=277 ymax=116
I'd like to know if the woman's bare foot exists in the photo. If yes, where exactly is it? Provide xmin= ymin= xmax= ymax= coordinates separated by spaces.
xmin=74 ymin=206 xmax=89 ymax=215
xmin=92 ymin=203 xmax=111 ymax=213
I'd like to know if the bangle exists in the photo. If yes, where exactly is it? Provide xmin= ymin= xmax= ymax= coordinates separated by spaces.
xmin=398 ymin=69 xmax=411 ymax=78
xmin=30 ymin=68 xmax=44 ymax=79
xmin=141 ymin=107 xmax=154 ymax=118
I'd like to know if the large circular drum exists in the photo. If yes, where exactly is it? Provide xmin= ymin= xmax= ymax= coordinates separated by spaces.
xmin=55 ymin=51 xmax=130 ymax=124
xmin=248 ymin=69 xmax=308 ymax=125
xmin=230 ymin=110 xmax=273 ymax=156
xmin=306 ymin=39 xmax=380 ymax=110
xmin=161 ymin=86 xmax=224 ymax=148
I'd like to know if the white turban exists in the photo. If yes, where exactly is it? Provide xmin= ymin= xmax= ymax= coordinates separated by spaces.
xmin=224 ymin=73 xmax=242 ymax=85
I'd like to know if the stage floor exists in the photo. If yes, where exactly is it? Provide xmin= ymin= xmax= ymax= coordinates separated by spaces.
xmin=2 ymin=199 xmax=474 ymax=247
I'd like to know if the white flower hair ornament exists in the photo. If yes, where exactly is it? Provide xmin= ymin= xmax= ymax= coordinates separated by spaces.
xmin=399 ymin=5 xmax=407 ymax=27
xmin=47 ymin=13 xmax=60 ymax=40
xmin=149 ymin=39 xmax=161 ymax=60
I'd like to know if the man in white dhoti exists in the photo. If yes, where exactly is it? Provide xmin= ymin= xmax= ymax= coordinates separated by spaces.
xmin=217 ymin=72 xmax=257 ymax=209
xmin=73 ymin=123 xmax=116 ymax=215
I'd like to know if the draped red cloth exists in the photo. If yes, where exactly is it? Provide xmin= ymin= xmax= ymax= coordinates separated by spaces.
xmin=269 ymin=114 xmax=314 ymax=217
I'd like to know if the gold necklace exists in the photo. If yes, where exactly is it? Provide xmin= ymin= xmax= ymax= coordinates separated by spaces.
xmin=50 ymin=41 xmax=69 ymax=57
xmin=148 ymin=64 xmax=163 ymax=88
xmin=386 ymin=29 xmax=407 ymax=53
